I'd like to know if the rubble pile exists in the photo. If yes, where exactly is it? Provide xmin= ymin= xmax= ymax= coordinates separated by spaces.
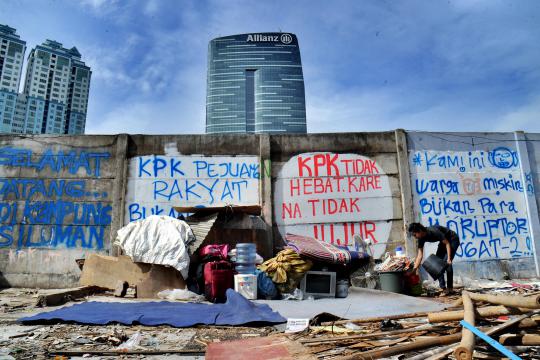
xmin=283 ymin=287 xmax=540 ymax=359
xmin=2 ymin=211 xmax=540 ymax=359
xmin=1 ymin=304 xmax=273 ymax=358
xmin=374 ymin=254 xmax=412 ymax=272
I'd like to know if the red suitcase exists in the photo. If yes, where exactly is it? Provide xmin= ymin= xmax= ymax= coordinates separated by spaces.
xmin=204 ymin=260 xmax=234 ymax=303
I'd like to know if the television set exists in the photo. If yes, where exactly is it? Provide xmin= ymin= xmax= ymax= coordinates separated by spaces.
xmin=300 ymin=271 xmax=336 ymax=299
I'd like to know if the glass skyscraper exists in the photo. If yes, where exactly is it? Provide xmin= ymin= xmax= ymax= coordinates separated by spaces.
xmin=206 ymin=32 xmax=307 ymax=134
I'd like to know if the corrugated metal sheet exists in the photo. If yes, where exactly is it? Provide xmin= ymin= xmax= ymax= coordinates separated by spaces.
xmin=186 ymin=213 xmax=218 ymax=253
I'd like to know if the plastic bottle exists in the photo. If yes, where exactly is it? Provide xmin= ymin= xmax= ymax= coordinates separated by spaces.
xmin=235 ymin=243 xmax=256 ymax=274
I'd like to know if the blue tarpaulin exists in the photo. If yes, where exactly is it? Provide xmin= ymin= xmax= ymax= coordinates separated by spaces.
xmin=19 ymin=289 xmax=286 ymax=327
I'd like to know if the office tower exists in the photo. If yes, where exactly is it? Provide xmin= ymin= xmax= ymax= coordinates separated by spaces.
xmin=22 ymin=39 xmax=91 ymax=134
xmin=206 ymin=32 xmax=307 ymax=134
xmin=0 ymin=25 xmax=26 ymax=133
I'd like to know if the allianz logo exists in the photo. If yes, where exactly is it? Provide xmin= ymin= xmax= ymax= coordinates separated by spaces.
xmin=246 ymin=33 xmax=293 ymax=44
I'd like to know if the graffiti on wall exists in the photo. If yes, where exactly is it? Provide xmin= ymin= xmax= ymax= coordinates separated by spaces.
xmin=410 ymin=147 xmax=533 ymax=261
xmin=0 ymin=147 xmax=112 ymax=250
xmin=274 ymin=152 xmax=394 ymax=257
xmin=125 ymin=155 xmax=260 ymax=223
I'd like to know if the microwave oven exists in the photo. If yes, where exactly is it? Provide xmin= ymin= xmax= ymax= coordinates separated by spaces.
xmin=300 ymin=270 xmax=336 ymax=299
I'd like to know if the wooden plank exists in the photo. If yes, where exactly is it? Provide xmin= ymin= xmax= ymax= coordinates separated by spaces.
xmin=36 ymin=286 xmax=106 ymax=307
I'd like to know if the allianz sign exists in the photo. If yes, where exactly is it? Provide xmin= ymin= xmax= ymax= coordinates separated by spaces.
xmin=246 ymin=33 xmax=293 ymax=44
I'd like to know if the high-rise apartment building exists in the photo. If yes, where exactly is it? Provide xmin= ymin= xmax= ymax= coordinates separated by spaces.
xmin=0 ymin=24 xmax=91 ymax=135
xmin=206 ymin=32 xmax=307 ymax=134
xmin=23 ymin=40 xmax=91 ymax=134
xmin=0 ymin=25 xmax=26 ymax=133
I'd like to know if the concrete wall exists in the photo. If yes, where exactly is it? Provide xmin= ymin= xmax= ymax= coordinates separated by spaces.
xmin=0 ymin=135 xmax=120 ymax=287
xmin=270 ymin=132 xmax=403 ymax=258
xmin=407 ymin=132 xmax=540 ymax=280
xmin=2 ymin=131 xmax=540 ymax=288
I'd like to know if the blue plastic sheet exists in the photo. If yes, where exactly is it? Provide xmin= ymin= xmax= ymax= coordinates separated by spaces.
xmin=19 ymin=289 xmax=286 ymax=327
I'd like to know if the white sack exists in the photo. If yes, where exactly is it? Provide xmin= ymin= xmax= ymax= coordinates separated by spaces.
xmin=114 ymin=215 xmax=194 ymax=279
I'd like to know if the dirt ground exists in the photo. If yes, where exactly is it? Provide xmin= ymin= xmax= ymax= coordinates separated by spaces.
xmin=0 ymin=288 xmax=276 ymax=359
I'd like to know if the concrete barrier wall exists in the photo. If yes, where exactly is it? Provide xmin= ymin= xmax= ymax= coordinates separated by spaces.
xmin=269 ymin=132 xmax=403 ymax=258
xmin=0 ymin=135 xmax=119 ymax=287
xmin=1 ymin=131 xmax=539 ymax=288
xmin=407 ymin=132 xmax=540 ymax=279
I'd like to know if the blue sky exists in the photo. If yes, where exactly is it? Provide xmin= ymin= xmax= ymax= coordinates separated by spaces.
xmin=1 ymin=0 xmax=539 ymax=134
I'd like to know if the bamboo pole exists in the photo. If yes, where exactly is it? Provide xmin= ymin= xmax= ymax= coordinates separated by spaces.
xmin=453 ymin=292 xmax=475 ymax=360
xmin=522 ymin=334 xmax=540 ymax=346
xmin=428 ymin=305 xmax=525 ymax=323
xmin=340 ymin=333 xmax=463 ymax=360
xmin=468 ymin=292 xmax=540 ymax=309
xmin=450 ymin=297 xmax=464 ymax=308
xmin=423 ymin=311 xmax=539 ymax=360
xmin=501 ymin=334 xmax=540 ymax=346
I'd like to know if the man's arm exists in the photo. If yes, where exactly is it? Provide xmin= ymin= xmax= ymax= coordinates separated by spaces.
xmin=414 ymin=247 xmax=424 ymax=272
xmin=443 ymin=239 xmax=452 ymax=264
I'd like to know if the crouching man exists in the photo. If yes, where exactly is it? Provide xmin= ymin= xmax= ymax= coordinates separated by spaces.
xmin=408 ymin=223 xmax=460 ymax=295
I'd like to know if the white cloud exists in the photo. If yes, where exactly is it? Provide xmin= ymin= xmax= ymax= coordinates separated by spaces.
xmin=143 ymin=0 xmax=159 ymax=16
xmin=65 ymin=1 xmax=540 ymax=134
xmin=495 ymin=97 xmax=540 ymax=132
xmin=78 ymin=0 xmax=119 ymax=13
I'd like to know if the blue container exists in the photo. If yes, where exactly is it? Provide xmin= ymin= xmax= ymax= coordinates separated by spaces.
xmin=235 ymin=243 xmax=256 ymax=274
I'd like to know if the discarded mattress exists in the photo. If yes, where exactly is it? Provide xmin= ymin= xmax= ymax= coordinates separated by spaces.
xmin=19 ymin=289 xmax=286 ymax=327
xmin=114 ymin=215 xmax=195 ymax=279
xmin=286 ymin=233 xmax=368 ymax=264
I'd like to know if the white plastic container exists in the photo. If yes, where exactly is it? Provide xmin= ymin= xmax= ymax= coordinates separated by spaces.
xmin=234 ymin=274 xmax=257 ymax=300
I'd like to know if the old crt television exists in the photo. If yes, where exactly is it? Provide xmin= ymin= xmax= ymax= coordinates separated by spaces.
xmin=300 ymin=271 xmax=336 ymax=299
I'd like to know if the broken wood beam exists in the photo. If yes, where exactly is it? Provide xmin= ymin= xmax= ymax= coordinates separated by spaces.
xmin=459 ymin=320 xmax=520 ymax=360
xmin=423 ymin=310 xmax=539 ymax=360
xmin=453 ymin=291 xmax=475 ymax=360
xmin=321 ymin=311 xmax=429 ymax=326
xmin=428 ymin=305 xmax=526 ymax=323
xmin=468 ymin=292 xmax=540 ymax=309
xmin=340 ymin=332 xmax=463 ymax=360
xmin=35 ymin=286 xmax=106 ymax=307
xmin=300 ymin=324 xmax=439 ymax=345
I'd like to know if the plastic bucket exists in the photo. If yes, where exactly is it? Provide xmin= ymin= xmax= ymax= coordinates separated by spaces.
xmin=422 ymin=254 xmax=448 ymax=280
xmin=379 ymin=271 xmax=404 ymax=294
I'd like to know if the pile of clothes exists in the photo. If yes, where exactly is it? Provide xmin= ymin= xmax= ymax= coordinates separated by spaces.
xmin=258 ymin=249 xmax=312 ymax=294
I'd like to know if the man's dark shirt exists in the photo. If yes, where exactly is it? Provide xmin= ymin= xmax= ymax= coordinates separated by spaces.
xmin=418 ymin=225 xmax=458 ymax=250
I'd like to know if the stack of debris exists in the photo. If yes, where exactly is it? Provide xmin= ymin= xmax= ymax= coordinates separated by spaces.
xmin=270 ymin=288 xmax=540 ymax=359
xmin=374 ymin=254 xmax=412 ymax=272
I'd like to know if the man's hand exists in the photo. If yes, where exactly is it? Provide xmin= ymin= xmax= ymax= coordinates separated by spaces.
xmin=447 ymin=258 xmax=452 ymax=265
